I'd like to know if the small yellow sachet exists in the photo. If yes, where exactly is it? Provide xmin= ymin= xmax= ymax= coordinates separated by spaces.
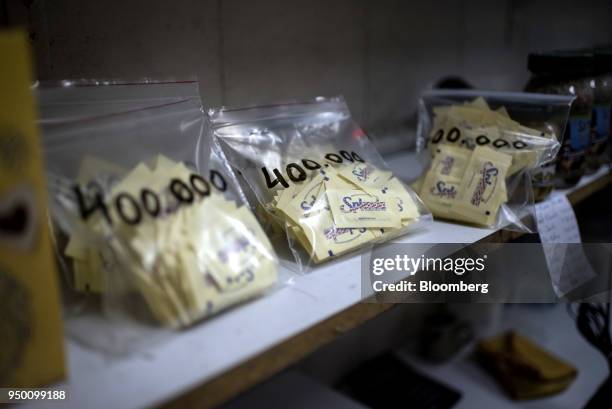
xmin=376 ymin=177 xmax=421 ymax=223
xmin=427 ymin=98 xmax=554 ymax=177
xmin=268 ymin=162 xmax=421 ymax=263
xmin=451 ymin=146 xmax=512 ymax=227
xmin=63 ymin=155 xmax=278 ymax=327
xmin=326 ymin=188 xmax=401 ymax=228
xmin=419 ymin=145 xmax=471 ymax=219
xmin=337 ymin=162 xmax=393 ymax=189
xmin=299 ymin=209 xmax=376 ymax=262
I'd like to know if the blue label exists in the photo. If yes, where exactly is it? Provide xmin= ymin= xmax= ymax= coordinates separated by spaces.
xmin=569 ymin=117 xmax=590 ymax=151
xmin=593 ymin=105 xmax=611 ymax=143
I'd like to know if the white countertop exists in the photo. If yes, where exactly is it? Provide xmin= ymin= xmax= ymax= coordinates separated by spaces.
xmin=22 ymin=159 xmax=610 ymax=409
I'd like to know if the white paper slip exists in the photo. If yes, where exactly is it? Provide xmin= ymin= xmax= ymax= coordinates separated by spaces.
xmin=536 ymin=193 xmax=595 ymax=297
xmin=536 ymin=193 xmax=582 ymax=243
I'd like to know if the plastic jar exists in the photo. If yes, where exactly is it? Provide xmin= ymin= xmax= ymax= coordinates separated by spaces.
xmin=525 ymin=51 xmax=594 ymax=190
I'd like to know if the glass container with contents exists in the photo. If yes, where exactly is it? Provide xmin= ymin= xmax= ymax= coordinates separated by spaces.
xmin=525 ymin=51 xmax=594 ymax=189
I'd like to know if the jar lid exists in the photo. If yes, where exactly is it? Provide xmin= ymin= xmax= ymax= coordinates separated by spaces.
xmin=528 ymin=51 xmax=594 ymax=76
xmin=592 ymin=48 xmax=612 ymax=73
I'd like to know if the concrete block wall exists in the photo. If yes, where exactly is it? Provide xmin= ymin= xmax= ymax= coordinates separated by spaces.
xmin=7 ymin=0 xmax=612 ymax=151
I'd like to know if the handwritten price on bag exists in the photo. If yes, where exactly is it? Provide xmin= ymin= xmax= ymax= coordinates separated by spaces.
xmin=429 ymin=126 xmax=530 ymax=150
xmin=261 ymin=150 xmax=364 ymax=189
xmin=73 ymin=170 xmax=227 ymax=226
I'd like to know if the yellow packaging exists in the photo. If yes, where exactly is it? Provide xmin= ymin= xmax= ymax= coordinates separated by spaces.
xmin=326 ymin=187 xmax=401 ymax=228
xmin=375 ymin=178 xmax=420 ymax=222
xmin=268 ymin=162 xmax=420 ymax=263
xmin=280 ymin=171 xmax=329 ymax=224
xmin=61 ymin=156 xmax=128 ymax=292
xmin=64 ymin=156 xmax=277 ymax=327
xmin=462 ymin=127 xmax=540 ymax=176
xmin=336 ymin=162 xmax=392 ymax=189
xmin=419 ymin=145 xmax=471 ymax=219
xmin=428 ymin=98 xmax=550 ymax=177
xmin=0 ymin=31 xmax=65 ymax=387
xmin=299 ymin=209 xmax=376 ymax=262
xmin=452 ymin=146 xmax=512 ymax=226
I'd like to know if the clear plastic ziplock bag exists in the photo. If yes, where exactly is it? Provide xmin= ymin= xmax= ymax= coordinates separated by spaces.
xmin=39 ymin=82 xmax=278 ymax=354
xmin=416 ymin=90 xmax=573 ymax=231
xmin=36 ymin=79 xmax=201 ymax=123
xmin=208 ymin=97 xmax=431 ymax=271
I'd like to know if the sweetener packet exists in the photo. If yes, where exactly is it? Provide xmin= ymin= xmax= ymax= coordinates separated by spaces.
xmin=62 ymin=155 xmax=277 ymax=327
xmin=40 ymin=85 xmax=279 ymax=343
xmin=210 ymin=97 xmax=430 ymax=269
xmin=418 ymin=90 xmax=572 ymax=230
xmin=452 ymin=146 xmax=512 ymax=227
xmin=419 ymin=144 xmax=471 ymax=219
xmin=271 ymin=163 xmax=417 ymax=263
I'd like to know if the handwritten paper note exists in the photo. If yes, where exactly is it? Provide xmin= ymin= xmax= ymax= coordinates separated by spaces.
xmin=536 ymin=193 xmax=582 ymax=243
xmin=536 ymin=193 xmax=595 ymax=296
